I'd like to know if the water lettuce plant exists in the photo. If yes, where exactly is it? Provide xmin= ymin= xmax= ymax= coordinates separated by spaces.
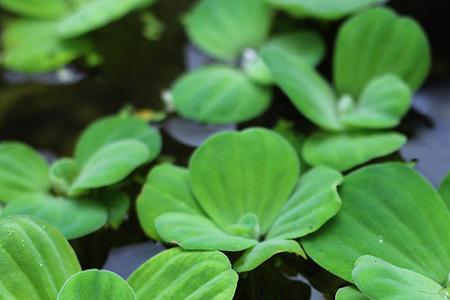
xmin=170 ymin=0 xmax=325 ymax=124
xmin=0 ymin=0 xmax=155 ymax=72
xmin=0 ymin=114 xmax=161 ymax=239
xmin=137 ymin=128 xmax=343 ymax=272
xmin=302 ymin=163 xmax=450 ymax=299
xmin=264 ymin=8 xmax=431 ymax=171
xmin=0 ymin=215 xmax=238 ymax=300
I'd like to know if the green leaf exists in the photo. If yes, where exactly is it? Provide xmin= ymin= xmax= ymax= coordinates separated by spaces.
xmin=303 ymin=131 xmax=406 ymax=171
xmin=155 ymin=213 xmax=257 ymax=251
xmin=189 ymin=128 xmax=299 ymax=234
xmin=2 ymin=19 xmax=92 ymax=73
xmin=264 ymin=0 xmax=383 ymax=20
xmin=0 ymin=142 xmax=49 ymax=203
xmin=334 ymin=8 xmax=431 ymax=96
xmin=302 ymin=163 xmax=450 ymax=284
xmin=439 ymin=172 xmax=450 ymax=211
xmin=184 ymin=0 xmax=273 ymax=61
xmin=0 ymin=0 xmax=69 ymax=19
xmin=233 ymin=239 xmax=304 ymax=273
xmin=262 ymin=46 xmax=342 ymax=131
xmin=172 ymin=66 xmax=272 ymax=124
xmin=340 ymin=75 xmax=412 ymax=129
xmin=267 ymin=166 xmax=342 ymax=240
xmin=128 ymin=248 xmax=238 ymax=300
xmin=100 ymin=190 xmax=130 ymax=229
xmin=74 ymin=115 xmax=161 ymax=165
xmin=137 ymin=164 xmax=204 ymax=240
xmin=353 ymin=256 xmax=446 ymax=300
xmin=50 ymin=159 xmax=80 ymax=195
xmin=2 ymin=196 xmax=108 ymax=239
xmin=57 ymin=0 xmax=154 ymax=38
xmin=335 ymin=287 xmax=369 ymax=300
xmin=57 ymin=270 xmax=136 ymax=300
xmin=0 ymin=216 xmax=81 ymax=300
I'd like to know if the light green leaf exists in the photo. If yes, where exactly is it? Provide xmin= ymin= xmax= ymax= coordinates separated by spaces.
xmin=155 ymin=213 xmax=257 ymax=251
xmin=189 ymin=128 xmax=299 ymax=233
xmin=262 ymin=46 xmax=342 ymax=131
xmin=233 ymin=239 xmax=304 ymax=273
xmin=0 ymin=142 xmax=49 ymax=203
xmin=172 ymin=66 xmax=272 ymax=124
xmin=128 ymin=248 xmax=238 ymax=300
xmin=2 ymin=19 xmax=92 ymax=73
xmin=0 ymin=0 xmax=68 ymax=19
xmin=75 ymin=115 xmax=161 ymax=165
xmin=184 ymin=0 xmax=273 ymax=61
xmin=50 ymin=159 xmax=80 ymax=195
xmin=353 ymin=256 xmax=446 ymax=300
xmin=267 ymin=166 xmax=342 ymax=240
xmin=341 ymin=75 xmax=412 ymax=129
xmin=137 ymin=164 xmax=204 ymax=240
xmin=303 ymin=131 xmax=406 ymax=171
xmin=100 ymin=190 xmax=130 ymax=229
xmin=264 ymin=0 xmax=383 ymax=20
xmin=302 ymin=163 xmax=450 ymax=284
xmin=439 ymin=172 xmax=450 ymax=211
xmin=58 ymin=0 xmax=154 ymax=38
xmin=0 ymin=216 xmax=81 ymax=300
xmin=334 ymin=8 xmax=431 ymax=96
xmin=57 ymin=270 xmax=136 ymax=300
xmin=336 ymin=287 xmax=369 ymax=300
xmin=2 ymin=196 xmax=108 ymax=240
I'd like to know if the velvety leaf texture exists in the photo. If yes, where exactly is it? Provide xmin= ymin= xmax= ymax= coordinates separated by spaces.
xmin=0 ymin=216 xmax=81 ymax=300
xmin=128 ymin=248 xmax=238 ymax=300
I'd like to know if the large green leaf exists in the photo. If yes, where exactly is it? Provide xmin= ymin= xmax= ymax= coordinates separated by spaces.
xmin=136 ymin=164 xmax=204 ymax=240
xmin=155 ymin=213 xmax=257 ymax=251
xmin=172 ymin=66 xmax=272 ymax=124
xmin=128 ymin=248 xmax=238 ymax=300
xmin=341 ymin=75 xmax=412 ymax=129
xmin=58 ymin=0 xmax=154 ymax=38
xmin=233 ymin=239 xmax=304 ymax=273
xmin=267 ymin=166 xmax=342 ymax=240
xmin=0 ymin=0 xmax=68 ymax=19
xmin=303 ymin=131 xmax=406 ymax=171
xmin=2 ymin=196 xmax=108 ymax=240
xmin=334 ymin=8 xmax=431 ymax=96
xmin=302 ymin=163 xmax=450 ymax=284
xmin=2 ymin=19 xmax=92 ymax=73
xmin=184 ymin=0 xmax=273 ymax=61
xmin=57 ymin=270 xmax=136 ymax=300
xmin=0 ymin=142 xmax=49 ymax=203
xmin=0 ymin=216 xmax=81 ymax=300
xmin=189 ymin=128 xmax=299 ymax=233
xmin=336 ymin=287 xmax=369 ymax=300
xmin=74 ymin=116 xmax=161 ymax=165
xmin=439 ymin=172 xmax=450 ymax=211
xmin=264 ymin=0 xmax=383 ymax=20
xmin=353 ymin=256 xmax=446 ymax=300
xmin=262 ymin=46 xmax=342 ymax=131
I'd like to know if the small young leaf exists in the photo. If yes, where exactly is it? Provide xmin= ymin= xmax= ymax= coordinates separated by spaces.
xmin=128 ymin=248 xmax=238 ymax=300
xmin=353 ymin=256 xmax=445 ymax=300
xmin=0 ymin=0 xmax=69 ymax=19
xmin=439 ymin=172 xmax=450 ymax=211
xmin=57 ymin=270 xmax=136 ymax=300
xmin=172 ymin=66 xmax=271 ymax=124
xmin=50 ymin=158 xmax=81 ymax=195
xmin=0 ymin=142 xmax=50 ymax=203
xmin=335 ymin=287 xmax=369 ymax=300
xmin=233 ymin=239 xmax=304 ymax=273
xmin=0 ymin=216 xmax=81 ymax=300
xmin=184 ymin=0 xmax=273 ymax=60
xmin=302 ymin=163 xmax=450 ymax=284
xmin=303 ymin=131 xmax=406 ymax=171
xmin=334 ymin=8 xmax=431 ymax=96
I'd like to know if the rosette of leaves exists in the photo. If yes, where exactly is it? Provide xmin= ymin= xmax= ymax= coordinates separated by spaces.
xmin=137 ymin=128 xmax=343 ymax=272
xmin=0 ymin=215 xmax=238 ymax=300
xmin=263 ymin=8 xmax=431 ymax=171
xmin=0 ymin=0 xmax=155 ymax=73
xmin=171 ymin=0 xmax=325 ymax=124
xmin=301 ymin=163 xmax=450 ymax=299
xmin=0 ymin=115 xmax=161 ymax=239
